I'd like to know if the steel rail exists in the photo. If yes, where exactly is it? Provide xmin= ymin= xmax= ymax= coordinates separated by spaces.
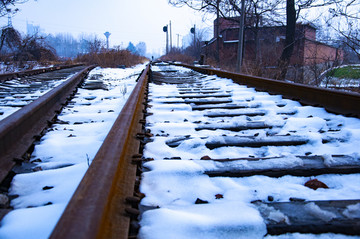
xmin=0 ymin=65 xmax=95 ymax=183
xmin=50 ymin=64 xmax=150 ymax=239
xmin=173 ymin=63 xmax=360 ymax=118
xmin=143 ymin=64 xmax=360 ymax=236
xmin=0 ymin=64 xmax=84 ymax=82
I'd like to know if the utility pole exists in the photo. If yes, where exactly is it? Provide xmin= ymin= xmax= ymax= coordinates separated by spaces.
xmin=163 ymin=25 xmax=169 ymax=55
xmin=176 ymin=34 xmax=180 ymax=48
xmin=104 ymin=31 xmax=111 ymax=51
xmin=236 ymin=0 xmax=245 ymax=73
xmin=216 ymin=0 xmax=220 ymax=64
xmin=191 ymin=25 xmax=196 ymax=56
xmin=169 ymin=21 xmax=172 ymax=52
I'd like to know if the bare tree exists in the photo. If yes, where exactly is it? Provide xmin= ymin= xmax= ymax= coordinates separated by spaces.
xmin=87 ymin=36 xmax=103 ymax=54
xmin=305 ymin=44 xmax=340 ymax=85
xmin=169 ymin=0 xmax=283 ymax=67
xmin=169 ymin=0 xmax=344 ymax=80
xmin=276 ymin=0 xmax=296 ymax=80
xmin=14 ymin=35 xmax=57 ymax=63
xmin=183 ymin=27 xmax=208 ymax=59
xmin=0 ymin=26 xmax=20 ymax=51
xmin=169 ymin=0 xmax=281 ymax=20
xmin=0 ymin=0 xmax=30 ymax=18
xmin=326 ymin=0 xmax=360 ymax=60
xmin=274 ymin=0 xmax=343 ymax=80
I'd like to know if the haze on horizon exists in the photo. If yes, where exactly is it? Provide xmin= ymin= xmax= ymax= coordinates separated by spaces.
xmin=0 ymin=0 xmax=215 ymax=57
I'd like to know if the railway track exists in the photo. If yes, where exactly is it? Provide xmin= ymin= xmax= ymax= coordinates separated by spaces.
xmin=0 ymin=65 xmax=94 ymax=186
xmin=137 ymin=63 xmax=360 ymax=238
xmin=0 ymin=64 xmax=147 ymax=238
xmin=0 ymin=64 xmax=83 ymax=82
xmin=53 ymin=62 xmax=360 ymax=239
xmin=0 ymin=65 xmax=86 ymax=120
xmin=0 ymin=62 xmax=359 ymax=238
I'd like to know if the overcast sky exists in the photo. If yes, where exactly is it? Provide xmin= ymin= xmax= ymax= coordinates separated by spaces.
xmin=0 ymin=0 xmax=215 ymax=56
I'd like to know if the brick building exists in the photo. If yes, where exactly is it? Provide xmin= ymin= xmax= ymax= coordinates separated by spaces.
xmin=204 ymin=18 xmax=343 ymax=82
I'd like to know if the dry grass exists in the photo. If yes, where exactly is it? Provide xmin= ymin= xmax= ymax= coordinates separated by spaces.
xmin=74 ymin=49 xmax=148 ymax=68
xmin=159 ymin=52 xmax=276 ymax=80
xmin=160 ymin=52 xmax=195 ymax=64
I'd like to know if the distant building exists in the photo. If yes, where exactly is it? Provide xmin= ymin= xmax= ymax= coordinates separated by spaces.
xmin=26 ymin=22 xmax=42 ymax=36
xmin=204 ymin=17 xmax=343 ymax=82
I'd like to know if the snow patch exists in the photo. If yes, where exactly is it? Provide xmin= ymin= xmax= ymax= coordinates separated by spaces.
xmin=139 ymin=202 xmax=267 ymax=239
xmin=257 ymin=203 xmax=290 ymax=224
xmin=322 ymin=154 xmax=335 ymax=167
xmin=343 ymin=203 xmax=360 ymax=219
xmin=304 ymin=202 xmax=336 ymax=222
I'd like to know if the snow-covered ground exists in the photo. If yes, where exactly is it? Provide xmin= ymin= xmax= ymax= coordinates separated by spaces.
xmin=0 ymin=63 xmax=358 ymax=239
xmin=138 ymin=64 xmax=360 ymax=239
xmin=0 ymin=74 xmax=72 ymax=121
xmin=0 ymin=64 xmax=146 ymax=238
xmin=0 ymin=62 xmax=50 ymax=74
xmin=320 ymin=77 xmax=360 ymax=89
xmin=320 ymin=64 xmax=360 ymax=89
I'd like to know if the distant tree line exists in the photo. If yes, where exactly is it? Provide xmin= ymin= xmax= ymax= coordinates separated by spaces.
xmin=0 ymin=25 xmax=149 ymax=72
xmin=0 ymin=24 xmax=148 ymax=62
xmin=45 ymin=34 xmax=147 ymax=59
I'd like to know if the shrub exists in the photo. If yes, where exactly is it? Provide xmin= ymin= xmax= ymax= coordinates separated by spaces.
xmin=160 ymin=49 xmax=195 ymax=64
xmin=74 ymin=49 xmax=148 ymax=67
xmin=326 ymin=66 xmax=360 ymax=79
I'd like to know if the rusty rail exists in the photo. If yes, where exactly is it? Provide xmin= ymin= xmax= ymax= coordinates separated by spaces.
xmin=0 ymin=65 xmax=95 ymax=183
xmin=50 ymin=64 xmax=150 ymax=239
xmin=0 ymin=64 xmax=84 ymax=82
xmin=139 ymin=64 xmax=360 ymax=236
xmin=47 ymin=63 xmax=360 ymax=238
xmin=174 ymin=63 xmax=360 ymax=118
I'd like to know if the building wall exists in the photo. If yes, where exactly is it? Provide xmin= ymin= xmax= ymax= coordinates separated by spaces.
xmin=208 ymin=19 xmax=341 ymax=67
xmin=205 ymin=18 xmax=344 ymax=82
xmin=215 ymin=18 xmax=241 ymax=37
xmin=304 ymin=40 xmax=344 ymax=65
xmin=303 ymin=26 xmax=316 ymax=41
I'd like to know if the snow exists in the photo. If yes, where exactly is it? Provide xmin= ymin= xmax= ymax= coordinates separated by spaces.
xmin=140 ymin=162 xmax=360 ymax=238
xmin=257 ymin=203 xmax=290 ymax=224
xmin=1 ymin=62 xmax=359 ymax=238
xmin=139 ymin=202 xmax=266 ymax=239
xmin=139 ymin=63 xmax=360 ymax=239
xmin=141 ymin=166 xmax=360 ymax=208
xmin=0 ymin=64 xmax=146 ymax=238
xmin=9 ymin=163 xmax=88 ymax=209
xmin=322 ymin=154 xmax=335 ymax=167
xmin=343 ymin=203 xmax=360 ymax=219
xmin=143 ymin=66 xmax=360 ymax=159
xmin=0 ymin=62 xmax=50 ymax=74
xmin=266 ymin=233 xmax=360 ymax=239
xmin=0 ymin=72 xmax=73 ymax=121
xmin=304 ymin=202 xmax=336 ymax=222
xmin=198 ymin=154 xmax=305 ymax=172
xmin=320 ymin=64 xmax=360 ymax=89
xmin=0 ymin=204 xmax=66 ymax=239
